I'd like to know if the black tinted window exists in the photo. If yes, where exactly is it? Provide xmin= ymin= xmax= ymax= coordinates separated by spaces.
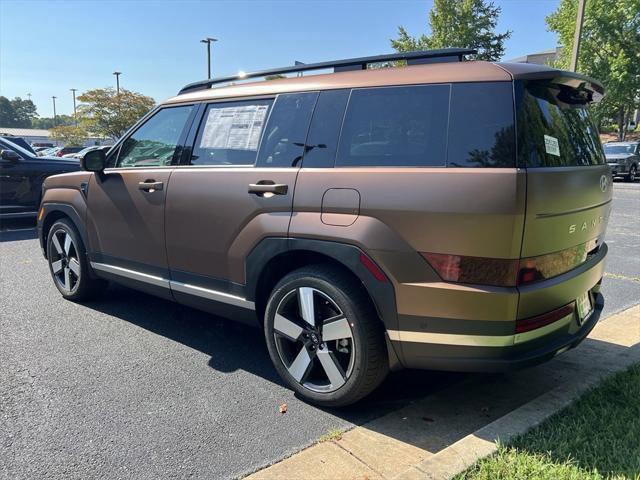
xmin=448 ymin=82 xmax=515 ymax=167
xmin=517 ymin=82 xmax=604 ymax=167
xmin=302 ymin=89 xmax=350 ymax=168
xmin=256 ymin=92 xmax=318 ymax=168
xmin=117 ymin=106 xmax=194 ymax=168
xmin=190 ymin=99 xmax=272 ymax=166
xmin=336 ymin=85 xmax=449 ymax=167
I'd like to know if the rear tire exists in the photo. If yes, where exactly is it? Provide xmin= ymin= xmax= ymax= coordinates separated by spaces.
xmin=264 ymin=265 xmax=388 ymax=407
xmin=626 ymin=165 xmax=637 ymax=182
xmin=46 ymin=219 xmax=107 ymax=301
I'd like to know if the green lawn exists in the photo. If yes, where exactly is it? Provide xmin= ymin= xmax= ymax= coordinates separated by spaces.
xmin=456 ymin=363 xmax=640 ymax=480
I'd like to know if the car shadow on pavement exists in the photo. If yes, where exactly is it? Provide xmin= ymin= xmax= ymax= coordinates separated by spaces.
xmin=82 ymin=283 xmax=466 ymax=425
xmin=71 ymin=283 xmax=639 ymax=460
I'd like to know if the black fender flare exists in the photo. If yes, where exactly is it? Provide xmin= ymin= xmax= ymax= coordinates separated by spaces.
xmin=38 ymin=202 xmax=88 ymax=257
xmin=245 ymin=237 xmax=399 ymax=332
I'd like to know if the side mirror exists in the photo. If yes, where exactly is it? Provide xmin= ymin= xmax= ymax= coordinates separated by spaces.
xmin=1 ymin=149 xmax=21 ymax=162
xmin=81 ymin=149 xmax=106 ymax=172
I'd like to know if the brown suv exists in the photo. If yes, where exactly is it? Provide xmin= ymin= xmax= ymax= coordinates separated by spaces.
xmin=38 ymin=49 xmax=611 ymax=406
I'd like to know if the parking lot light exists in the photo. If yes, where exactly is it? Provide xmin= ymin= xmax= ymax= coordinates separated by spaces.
xmin=200 ymin=37 xmax=218 ymax=79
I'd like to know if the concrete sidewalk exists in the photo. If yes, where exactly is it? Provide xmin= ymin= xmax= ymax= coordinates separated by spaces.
xmin=245 ymin=305 xmax=640 ymax=480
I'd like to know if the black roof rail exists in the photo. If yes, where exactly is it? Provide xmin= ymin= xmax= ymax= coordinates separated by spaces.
xmin=178 ymin=48 xmax=477 ymax=95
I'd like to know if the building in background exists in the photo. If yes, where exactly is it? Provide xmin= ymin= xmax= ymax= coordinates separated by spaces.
xmin=0 ymin=127 xmax=110 ymax=147
xmin=508 ymin=47 xmax=562 ymax=66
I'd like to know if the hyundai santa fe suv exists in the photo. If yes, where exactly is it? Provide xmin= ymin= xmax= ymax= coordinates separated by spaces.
xmin=38 ymin=49 xmax=611 ymax=406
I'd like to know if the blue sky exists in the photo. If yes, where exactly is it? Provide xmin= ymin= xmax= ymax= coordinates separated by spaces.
xmin=0 ymin=0 xmax=559 ymax=118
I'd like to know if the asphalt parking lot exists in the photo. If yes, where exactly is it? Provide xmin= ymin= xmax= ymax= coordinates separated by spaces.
xmin=1 ymin=181 xmax=638 ymax=480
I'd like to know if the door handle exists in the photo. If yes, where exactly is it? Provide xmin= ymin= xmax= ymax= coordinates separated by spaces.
xmin=248 ymin=182 xmax=288 ymax=195
xmin=138 ymin=180 xmax=164 ymax=192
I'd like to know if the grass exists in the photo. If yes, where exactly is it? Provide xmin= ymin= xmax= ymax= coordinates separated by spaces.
xmin=318 ymin=427 xmax=344 ymax=443
xmin=456 ymin=363 xmax=640 ymax=480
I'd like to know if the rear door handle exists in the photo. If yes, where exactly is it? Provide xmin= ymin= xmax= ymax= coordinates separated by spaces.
xmin=138 ymin=180 xmax=164 ymax=192
xmin=248 ymin=182 xmax=288 ymax=195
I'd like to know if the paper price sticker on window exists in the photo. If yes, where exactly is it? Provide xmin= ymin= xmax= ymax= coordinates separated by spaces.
xmin=544 ymin=135 xmax=560 ymax=157
xmin=200 ymin=104 xmax=269 ymax=151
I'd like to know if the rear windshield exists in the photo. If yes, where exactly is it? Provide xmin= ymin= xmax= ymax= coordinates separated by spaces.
xmin=517 ymin=82 xmax=604 ymax=167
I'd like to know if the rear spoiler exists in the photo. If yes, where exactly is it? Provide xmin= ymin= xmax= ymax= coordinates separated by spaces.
xmin=497 ymin=62 xmax=605 ymax=101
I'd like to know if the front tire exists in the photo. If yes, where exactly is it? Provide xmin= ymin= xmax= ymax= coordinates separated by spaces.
xmin=46 ymin=219 xmax=106 ymax=301
xmin=626 ymin=165 xmax=637 ymax=182
xmin=264 ymin=266 xmax=388 ymax=407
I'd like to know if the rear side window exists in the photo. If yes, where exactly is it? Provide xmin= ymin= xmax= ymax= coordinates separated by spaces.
xmin=256 ymin=92 xmax=318 ymax=167
xmin=448 ymin=83 xmax=515 ymax=167
xmin=336 ymin=85 xmax=449 ymax=167
xmin=190 ymin=99 xmax=272 ymax=166
xmin=117 ymin=105 xmax=194 ymax=168
xmin=517 ymin=81 xmax=604 ymax=167
xmin=302 ymin=89 xmax=350 ymax=168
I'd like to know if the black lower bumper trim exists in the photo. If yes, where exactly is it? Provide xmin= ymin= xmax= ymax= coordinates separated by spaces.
xmin=400 ymin=294 xmax=604 ymax=373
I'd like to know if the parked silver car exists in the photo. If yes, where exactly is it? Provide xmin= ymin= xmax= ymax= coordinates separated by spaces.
xmin=604 ymin=141 xmax=639 ymax=182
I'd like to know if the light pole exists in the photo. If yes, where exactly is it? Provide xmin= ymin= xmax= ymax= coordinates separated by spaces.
xmin=70 ymin=88 xmax=78 ymax=126
xmin=113 ymin=71 xmax=122 ymax=94
xmin=200 ymin=37 xmax=218 ymax=79
xmin=27 ymin=93 xmax=32 ymax=101
xmin=52 ymin=96 xmax=57 ymax=125
xmin=570 ymin=0 xmax=586 ymax=72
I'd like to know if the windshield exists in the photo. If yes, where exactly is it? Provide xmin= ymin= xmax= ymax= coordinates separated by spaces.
xmin=603 ymin=144 xmax=635 ymax=155
xmin=517 ymin=82 xmax=604 ymax=167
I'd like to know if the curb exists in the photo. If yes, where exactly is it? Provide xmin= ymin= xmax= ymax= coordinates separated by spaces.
xmin=246 ymin=305 xmax=640 ymax=480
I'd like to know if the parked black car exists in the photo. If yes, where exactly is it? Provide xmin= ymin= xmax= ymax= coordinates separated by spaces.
xmin=603 ymin=141 xmax=639 ymax=182
xmin=0 ymin=137 xmax=81 ymax=219
xmin=1 ymin=136 xmax=37 ymax=155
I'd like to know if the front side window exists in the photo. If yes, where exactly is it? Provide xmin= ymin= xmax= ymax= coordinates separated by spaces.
xmin=336 ymin=85 xmax=449 ymax=167
xmin=190 ymin=99 xmax=272 ymax=166
xmin=116 ymin=105 xmax=194 ymax=168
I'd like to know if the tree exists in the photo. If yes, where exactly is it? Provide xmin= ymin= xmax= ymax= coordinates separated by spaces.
xmin=547 ymin=0 xmax=640 ymax=140
xmin=0 ymin=96 xmax=38 ymax=127
xmin=0 ymin=97 xmax=13 ymax=126
xmin=50 ymin=125 xmax=88 ymax=146
xmin=32 ymin=115 xmax=76 ymax=129
xmin=391 ymin=0 xmax=511 ymax=61
xmin=77 ymin=88 xmax=155 ymax=140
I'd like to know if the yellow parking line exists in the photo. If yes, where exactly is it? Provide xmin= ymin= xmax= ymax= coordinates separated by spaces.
xmin=604 ymin=272 xmax=640 ymax=283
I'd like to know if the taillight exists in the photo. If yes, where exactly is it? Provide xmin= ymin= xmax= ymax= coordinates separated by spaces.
xmin=422 ymin=240 xmax=599 ymax=288
xmin=421 ymin=252 xmax=519 ymax=287
xmin=515 ymin=303 xmax=575 ymax=333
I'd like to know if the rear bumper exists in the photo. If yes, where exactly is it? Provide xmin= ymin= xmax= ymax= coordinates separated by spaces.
xmin=389 ymin=243 xmax=607 ymax=373
xmin=392 ymin=292 xmax=602 ymax=372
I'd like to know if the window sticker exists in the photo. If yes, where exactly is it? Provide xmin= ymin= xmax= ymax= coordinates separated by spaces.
xmin=544 ymin=134 xmax=560 ymax=157
xmin=200 ymin=104 xmax=269 ymax=151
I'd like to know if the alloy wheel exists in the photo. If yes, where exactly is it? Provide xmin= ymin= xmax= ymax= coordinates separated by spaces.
xmin=273 ymin=287 xmax=355 ymax=393
xmin=49 ymin=229 xmax=81 ymax=293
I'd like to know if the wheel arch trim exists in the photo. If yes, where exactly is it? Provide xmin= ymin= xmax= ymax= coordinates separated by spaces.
xmin=245 ymin=237 xmax=399 ymax=332
xmin=38 ymin=202 xmax=88 ymax=257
